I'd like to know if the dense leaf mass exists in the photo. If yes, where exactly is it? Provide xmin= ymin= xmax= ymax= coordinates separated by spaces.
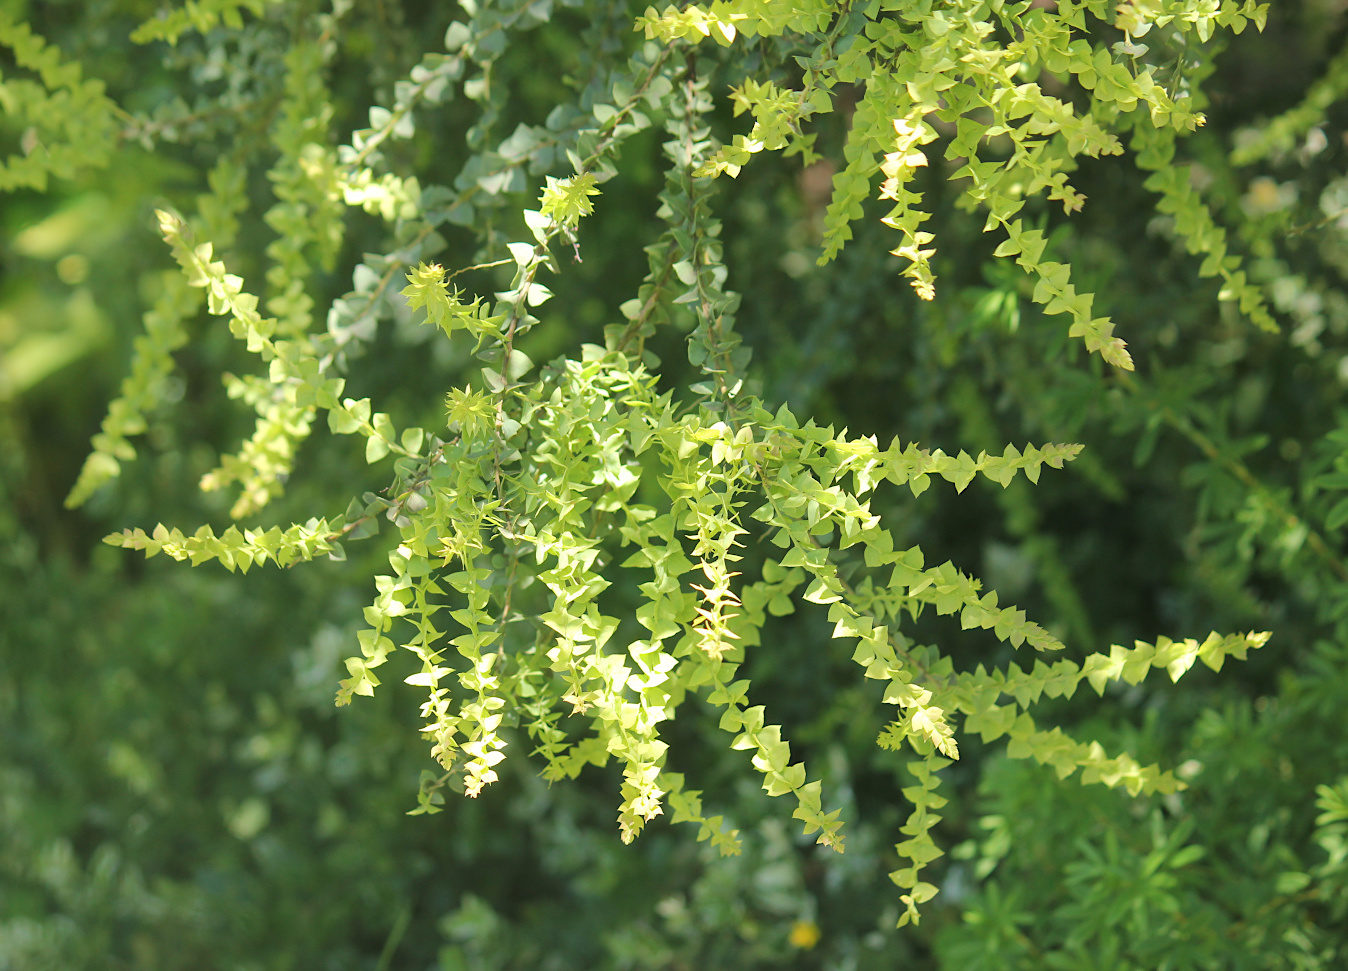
xmin=5 ymin=0 xmax=1348 ymax=966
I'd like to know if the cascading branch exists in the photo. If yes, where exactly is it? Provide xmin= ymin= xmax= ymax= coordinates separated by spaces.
xmin=0 ymin=11 xmax=118 ymax=192
xmin=639 ymin=0 xmax=1271 ymax=370
xmin=58 ymin=0 xmax=1275 ymax=927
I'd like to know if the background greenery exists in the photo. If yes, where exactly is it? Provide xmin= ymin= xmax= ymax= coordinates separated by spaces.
xmin=4 ymin=0 xmax=1348 ymax=968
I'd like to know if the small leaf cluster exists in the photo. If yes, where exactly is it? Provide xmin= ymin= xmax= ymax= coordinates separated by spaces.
xmin=0 ymin=11 xmax=118 ymax=192
xmin=642 ymin=0 xmax=1269 ymax=371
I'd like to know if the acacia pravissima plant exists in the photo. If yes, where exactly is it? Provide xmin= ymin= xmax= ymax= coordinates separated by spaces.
xmin=28 ymin=0 xmax=1285 ymax=927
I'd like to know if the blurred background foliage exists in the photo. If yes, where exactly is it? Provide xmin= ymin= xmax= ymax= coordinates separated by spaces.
xmin=4 ymin=0 xmax=1348 ymax=968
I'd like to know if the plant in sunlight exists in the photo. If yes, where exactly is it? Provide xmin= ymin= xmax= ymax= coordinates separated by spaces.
xmin=31 ymin=0 xmax=1348 ymax=955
